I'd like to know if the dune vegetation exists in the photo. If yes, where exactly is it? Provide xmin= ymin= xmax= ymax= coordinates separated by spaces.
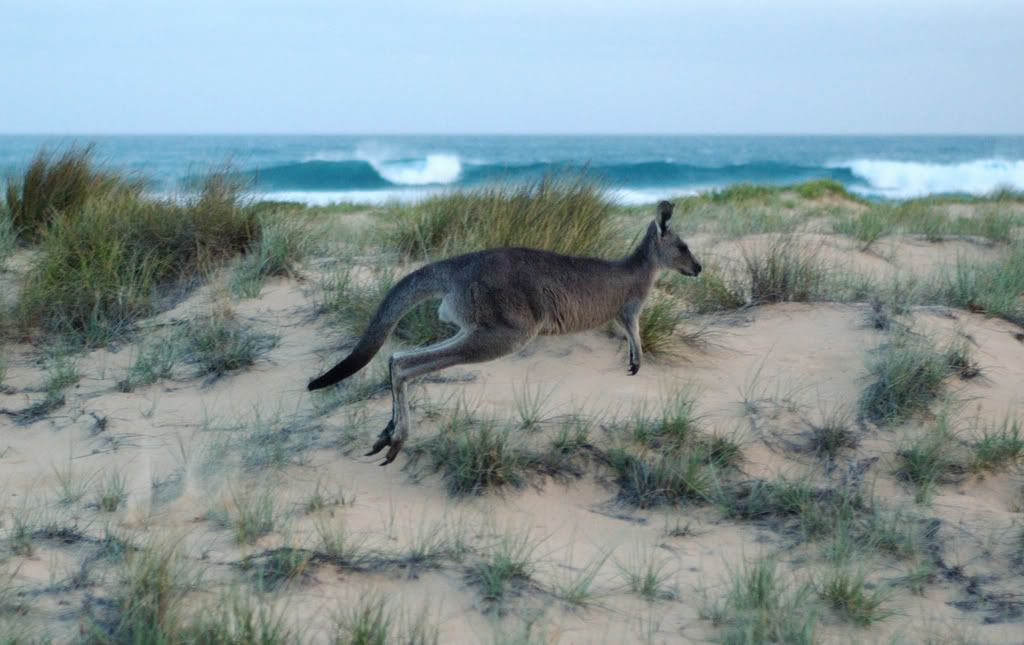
xmin=1 ymin=145 xmax=1023 ymax=642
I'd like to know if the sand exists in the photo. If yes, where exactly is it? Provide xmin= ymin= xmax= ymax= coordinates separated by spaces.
xmin=1 ymin=220 xmax=1023 ymax=643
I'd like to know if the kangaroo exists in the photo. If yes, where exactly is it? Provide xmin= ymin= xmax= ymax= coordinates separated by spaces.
xmin=308 ymin=200 xmax=702 ymax=465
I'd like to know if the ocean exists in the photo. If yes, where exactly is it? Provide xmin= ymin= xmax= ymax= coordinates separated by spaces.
xmin=2 ymin=135 xmax=1023 ymax=205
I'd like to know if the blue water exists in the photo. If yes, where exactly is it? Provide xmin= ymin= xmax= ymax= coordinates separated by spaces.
xmin=2 ymin=135 xmax=1024 ymax=204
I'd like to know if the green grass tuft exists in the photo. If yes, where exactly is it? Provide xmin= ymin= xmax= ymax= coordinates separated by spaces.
xmin=894 ymin=412 xmax=965 ymax=503
xmin=183 ymin=592 xmax=297 ymax=644
xmin=793 ymin=178 xmax=857 ymax=201
xmin=605 ymin=448 xmax=713 ymax=508
xmin=230 ymin=213 xmax=315 ymax=297
xmin=807 ymin=405 xmax=858 ymax=459
xmin=859 ymin=331 xmax=950 ymax=425
xmin=470 ymin=530 xmax=538 ymax=602
xmin=382 ymin=172 xmax=618 ymax=259
xmin=230 ymin=487 xmax=278 ymax=544
xmin=661 ymin=264 xmax=746 ymax=313
xmin=616 ymin=547 xmax=676 ymax=601
xmin=333 ymin=594 xmax=439 ymax=645
xmin=86 ymin=540 xmax=195 ymax=642
xmin=118 ymin=334 xmax=180 ymax=392
xmin=816 ymin=568 xmax=890 ymax=626
xmin=833 ymin=210 xmax=892 ymax=249
xmin=416 ymin=414 xmax=534 ymax=496
xmin=182 ymin=311 xmax=279 ymax=378
xmin=971 ymin=417 xmax=1024 ymax=472
xmin=621 ymin=390 xmax=702 ymax=452
xmin=934 ymin=245 xmax=1024 ymax=326
xmin=4 ymin=144 xmax=138 ymax=242
xmin=317 ymin=263 xmax=455 ymax=347
xmin=95 ymin=469 xmax=128 ymax=512
xmin=706 ymin=184 xmax=780 ymax=204
xmin=17 ymin=171 xmax=260 ymax=345
xmin=704 ymin=557 xmax=817 ymax=645
xmin=636 ymin=293 xmax=693 ymax=358
xmin=742 ymin=239 xmax=828 ymax=304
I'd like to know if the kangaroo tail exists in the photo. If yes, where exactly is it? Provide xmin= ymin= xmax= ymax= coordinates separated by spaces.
xmin=307 ymin=263 xmax=449 ymax=391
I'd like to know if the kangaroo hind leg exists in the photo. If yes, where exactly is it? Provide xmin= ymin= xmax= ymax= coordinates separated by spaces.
xmin=617 ymin=302 xmax=643 ymax=375
xmin=365 ymin=331 xmax=467 ymax=459
xmin=373 ymin=325 xmax=535 ymax=466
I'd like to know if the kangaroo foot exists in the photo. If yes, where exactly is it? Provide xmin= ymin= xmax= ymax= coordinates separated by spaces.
xmin=628 ymin=362 xmax=640 ymax=375
xmin=380 ymin=439 xmax=405 ymax=466
xmin=365 ymin=420 xmax=395 ymax=457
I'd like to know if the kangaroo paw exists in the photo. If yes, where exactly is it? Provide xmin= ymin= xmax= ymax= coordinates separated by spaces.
xmin=365 ymin=420 xmax=395 ymax=457
xmin=380 ymin=439 xmax=404 ymax=466
xmin=628 ymin=362 xmax=640 ymax=375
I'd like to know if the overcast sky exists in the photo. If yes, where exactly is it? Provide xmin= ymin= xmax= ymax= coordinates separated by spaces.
xmin=1 ymin=0 xmax=1021 ymax=134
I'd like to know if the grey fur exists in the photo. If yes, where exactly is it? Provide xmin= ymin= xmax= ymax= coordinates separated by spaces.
xmin=308 ymin=200 xmax=702 ymax=464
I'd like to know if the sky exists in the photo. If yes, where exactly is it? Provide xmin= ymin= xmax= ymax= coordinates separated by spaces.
xmin=1 ymin=0 xmax=1022 ymax=134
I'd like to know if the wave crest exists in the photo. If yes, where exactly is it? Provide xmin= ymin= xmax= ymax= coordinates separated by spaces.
xmin=838 ymin=158 xmax=1024 ymax=198
xmin=370 ymin=154 xmax=462 ymax=185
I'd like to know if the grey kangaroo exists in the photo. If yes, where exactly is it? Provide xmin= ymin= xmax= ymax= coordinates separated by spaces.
xmin=308 ymin=200 xmax=702 ymax=465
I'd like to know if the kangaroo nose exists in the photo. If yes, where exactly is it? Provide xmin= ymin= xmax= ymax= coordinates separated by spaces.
xmin=695 ymin=262 xmax=703 ymax=276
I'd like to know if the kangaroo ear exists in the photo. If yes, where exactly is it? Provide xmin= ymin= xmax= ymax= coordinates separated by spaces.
xmin=657 ymin=200 xmax=674 ymax=235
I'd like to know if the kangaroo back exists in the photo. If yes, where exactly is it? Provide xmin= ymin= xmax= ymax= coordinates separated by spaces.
xmin=308 ymin=263 xmax=449 ymax=390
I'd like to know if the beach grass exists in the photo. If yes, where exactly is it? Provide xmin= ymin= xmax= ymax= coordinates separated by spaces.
xmin=16 ymin=170 xmax=260 ymax=345
xmin=742 ymin=238 xmax=829 ymax=304
xmin=703 ymin=557 xmax=817 ymax=645
xmin=4 ymin=144 xmax=139 ymax=242
xmin=381 ymin=171 xmax=620 ymax=259
xmin=859 ymin=331 xmax=951 ymax=425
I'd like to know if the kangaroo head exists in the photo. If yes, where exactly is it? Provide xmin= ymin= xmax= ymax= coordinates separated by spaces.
xmin=653 ymin=200 xmax=702 ymax=277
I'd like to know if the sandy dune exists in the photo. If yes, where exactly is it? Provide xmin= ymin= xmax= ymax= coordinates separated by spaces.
xmin=2 ymin=220 xmax=1023 ymax=643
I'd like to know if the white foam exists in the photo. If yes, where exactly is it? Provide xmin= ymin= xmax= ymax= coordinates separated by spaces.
xmin=611 ymin=186 xmax=701 ymax=206
xmin=303 ymin=143 xmax=465 ymax=185
xmin=302 ymin=150 xmax=355 ymax=162
xmin=372 ymin=154 xmax=463 ymax=186
xmin=257 ymin=185 xmax=698 ymax=208
xmin=835 ymin=158 xmax=1024 ymax=198
xmin=255 ymin=188 xmax=437 ymax=206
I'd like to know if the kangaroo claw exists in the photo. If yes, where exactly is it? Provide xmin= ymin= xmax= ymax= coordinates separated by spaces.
xmin=629 ymin=363 xmax=640 ymax=375
xmin=379 ymin=440 xmax=404 ymax=466
xmin=365 ymin=421 xmax=395 ymax=456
